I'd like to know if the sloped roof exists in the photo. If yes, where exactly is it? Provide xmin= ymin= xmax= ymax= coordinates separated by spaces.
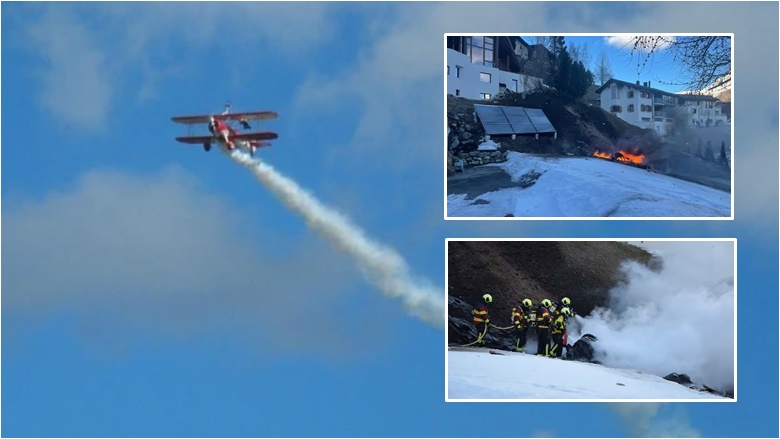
xmin=595 ymin=78 xmax=718 ymax=101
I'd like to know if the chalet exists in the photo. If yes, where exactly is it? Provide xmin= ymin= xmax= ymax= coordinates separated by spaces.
xmin=596 ymin=78 xmax=728 ymax=136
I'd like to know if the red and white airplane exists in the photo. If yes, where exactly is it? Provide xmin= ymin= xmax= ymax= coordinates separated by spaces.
xmin=171 ymin=103 xmax=279 ymax=156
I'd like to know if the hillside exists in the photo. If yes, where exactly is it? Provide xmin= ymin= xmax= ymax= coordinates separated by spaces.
xmin=447 ymin=241 xmax=656 ymax=346
xmin=447 ymin=91 xmax=662 ymax=157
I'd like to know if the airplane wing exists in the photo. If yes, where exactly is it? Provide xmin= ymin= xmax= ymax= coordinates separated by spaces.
xmin=171 ymin=116 xmax=212 ymax=125
xmin=175 ymin=135 xmax=214 ymax=144
xmin=171 ymin=111 xmax=278 ymax=125
xmin=222 ymin=111 xmax=279 ymax=122
xmin=232 ymin=131 xmax=279 ymax=141
xmin=175 ymin=132 xmax=278 ymax=144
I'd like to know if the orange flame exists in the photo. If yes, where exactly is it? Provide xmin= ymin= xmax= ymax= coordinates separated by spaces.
xmin=616 ymin=151 xmax=645 ymax=164
xmin=592 ymin=150 xmax=645 ymax=164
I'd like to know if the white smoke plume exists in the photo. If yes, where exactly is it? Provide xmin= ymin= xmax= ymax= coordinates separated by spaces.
xmin=229 ymin=150 xmax=443 ymax=327
xmin=571 ymin=241 xmax=735 ymax=392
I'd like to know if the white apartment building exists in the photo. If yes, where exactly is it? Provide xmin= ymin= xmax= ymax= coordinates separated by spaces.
xmin=596 ymin=78 xmax=728 ymax=136
xmin=446 ymin=36 xmax=546 ymax=101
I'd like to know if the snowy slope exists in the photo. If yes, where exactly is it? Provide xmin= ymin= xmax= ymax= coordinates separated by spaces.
xmin=447 ymin=152 xmax=731 ymax=217
xmin=447 ymin=348 xmax=727 ymax=401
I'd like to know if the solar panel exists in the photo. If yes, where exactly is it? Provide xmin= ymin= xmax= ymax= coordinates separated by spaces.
xmin=473 ymin=105 xmax=509 ymax=124
xmin=473 ymin=104 xmax=556 ymax=136
xmin=482 ymin=123 xmax=515 ymax=135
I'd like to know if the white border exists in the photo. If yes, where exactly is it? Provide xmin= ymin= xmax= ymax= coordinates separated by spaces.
xmin=444 ymin=238 xmax=737 ymax=403
xmin=443 ymin=33 xmax=735 ymax=220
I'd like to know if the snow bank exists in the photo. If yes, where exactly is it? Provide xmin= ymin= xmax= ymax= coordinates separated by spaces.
xmin=477 ymin=139 xmax=500 ymax=151
xmin=447 ymin=152 xmax=730 ymax=217
xmin=447 ymin=349 xmax=726 ymax=400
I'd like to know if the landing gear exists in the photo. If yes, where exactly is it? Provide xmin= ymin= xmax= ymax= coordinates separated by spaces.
xmin=203 ymin=142 xmax=212 ymax=152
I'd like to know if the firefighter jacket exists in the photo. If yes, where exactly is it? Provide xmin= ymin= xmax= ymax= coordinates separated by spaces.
xmin=473 ymin=302 xmax=489 ymax=325
xmin=552 ymin=314 xmax=568 ymax=334
xmin=511 ymin=306 xmax=528 ymax=329
xmin=536 ymin=306 xmax=551 ymax=329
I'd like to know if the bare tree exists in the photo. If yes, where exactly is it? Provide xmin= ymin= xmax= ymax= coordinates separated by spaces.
xmin=532 ymin=36 xmax=551 ymax=49
xmin=569 ymin=42 xmax=592 ymax=71
xmin=628 ymin=36 xmax=731 ymax=92
xmin=595 ymin=51 xmax=613 ymax=86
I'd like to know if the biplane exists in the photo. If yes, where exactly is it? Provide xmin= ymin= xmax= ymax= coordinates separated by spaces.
xmin=171 ymin=103 xmax=279 ymax=156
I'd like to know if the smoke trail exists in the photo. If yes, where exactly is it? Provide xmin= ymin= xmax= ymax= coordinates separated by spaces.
xmin=229 ymin=150 xmax=443 ymax=327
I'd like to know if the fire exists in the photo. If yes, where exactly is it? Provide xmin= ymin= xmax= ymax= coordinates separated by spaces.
xmin=615 ymin=151 xmax=645 ymax=164
xmin=592 ymin=150 xmax=645 ymax=165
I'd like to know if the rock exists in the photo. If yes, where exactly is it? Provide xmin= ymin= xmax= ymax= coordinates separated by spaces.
xmin=459 ymin=132 xmax=473 ymax=141
xmin=450 ymin=138 xmax=460 ymax=149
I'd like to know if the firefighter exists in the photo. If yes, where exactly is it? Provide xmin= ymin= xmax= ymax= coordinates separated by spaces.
xmin=561 ymin=296 xmax=575 ymax=316
xmin=511 ymin=298 xmax=533 ymax=352
xmin=550 ymin=307 xmax=571 ymax=358
xmin=472 ymin=294 xmax=492 ymax=345
xmin=536 ymin=299 xmax=552 ymax=356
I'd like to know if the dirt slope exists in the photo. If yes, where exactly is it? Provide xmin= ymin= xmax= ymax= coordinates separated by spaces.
xmin=447 ymin=241 xmax=657 ymax=343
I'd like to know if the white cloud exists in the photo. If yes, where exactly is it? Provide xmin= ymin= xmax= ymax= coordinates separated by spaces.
xmin=2 ymin=167 xmax=378 ymax=354
xmin=604 ymin=35 xmax=676 ymax=51
xmin=609 ymin=403 xmax=700 ymax=437
xmin=26 ymin=7 xmax=113 ymax=130
xmin=20 ymin=3 xmax=339 ymax=130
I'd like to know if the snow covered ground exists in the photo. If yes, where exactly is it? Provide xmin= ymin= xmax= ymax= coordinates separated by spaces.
xmin=447 ymin=348 xmax=727 ymax=401
xmin=447 ymin=152 xmax=731 ymax=217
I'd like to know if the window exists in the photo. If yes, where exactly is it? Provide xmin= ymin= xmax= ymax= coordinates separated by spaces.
xmin=511 ymin=79 xmax=518 ymax=92
xmin=455 ymin=89 xmax=460 ymax=96
xmin=447 ymin=66 xmax=450 ymax=75
xmin=640 ymin=104 xmax=652 ymax=112
xmin=480 ymin=72 xmax=492 ymax=83
xmin=484 ymin=36 xmax=494 ymax=67
xmin=705 ymin=101 xmax=714 ymax=108
xmin=628 ymin=91 xmax=635 ymax=98
xmin=456 ymin=66 xmax=461 ymax=78
xmin=610 ymin=105 xmax=622 ymax=113
xmin=466 ymin=36 xmax=495 ymax=66
xmin=481 ymin=93 xmax=491 ymax=100
xmin=611 ymin=86 xmax=617 ymax=99
xmin=628 ymin=104 xmax=635 ymax=112
xmin=642 ymin=117 xmax=652 ymax=122
xmin=691 ymin=108 xmax=697 ymax=114
xmin=640 ymin=91 xmax=651 ymax=98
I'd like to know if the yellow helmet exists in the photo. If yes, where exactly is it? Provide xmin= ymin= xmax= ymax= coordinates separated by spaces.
xmin=522 ymin=298 xmax=532 ymax=308
xmin=541 ymin=299 xmax=552 ymax=308
xmin=483 ymin=294 xmax=493 ymax=303
xmin=561 ymin=307 xmax=571 ymax=316
xmin=562 ymin=297 xmax=571 ymax=306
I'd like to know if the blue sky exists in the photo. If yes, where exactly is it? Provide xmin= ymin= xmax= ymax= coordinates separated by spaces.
xmin=2 ymin=2 xmax=778 ymax=438
xmin=519 ymin=35 xmax=729 ymax=93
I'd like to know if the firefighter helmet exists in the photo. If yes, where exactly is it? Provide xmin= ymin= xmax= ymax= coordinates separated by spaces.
xmin=562 ymin=297 xmax=571 ymax=306
xmin=541 ymin=299 xmax=552 ymax=308
xmin=561 ymin=307 xmax=572 ymax=316
xmin=522 ymin=298 xmax=532 ymax=308
xmin=483 ymin=294 xmax=493 ymax=303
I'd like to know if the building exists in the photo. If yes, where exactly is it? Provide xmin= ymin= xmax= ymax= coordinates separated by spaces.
xmin=595 ymin=78 xmax=728 ymax=136
xmin=446 ymin=36 xmax=550 ymax=101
